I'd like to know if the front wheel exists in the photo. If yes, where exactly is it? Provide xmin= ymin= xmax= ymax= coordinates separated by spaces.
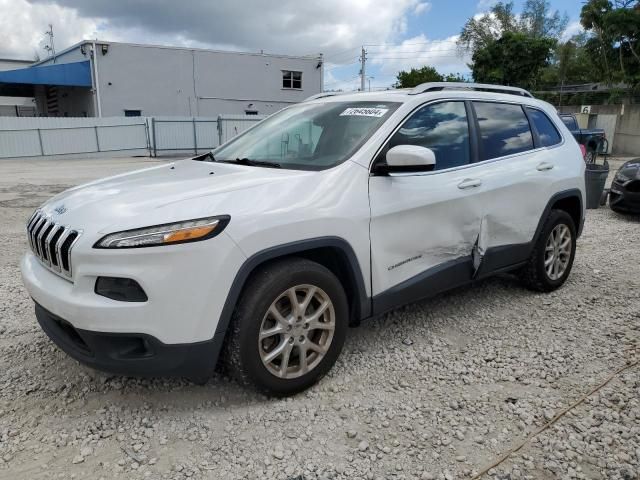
xmin=519 ymin=209 xmax=577 ymax=292
xmin=223 ymin=258 xmax=348 ymax=396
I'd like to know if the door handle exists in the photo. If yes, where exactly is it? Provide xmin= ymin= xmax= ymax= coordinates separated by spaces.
xmin=536 ymin=162 xmax=554 ymax=171
xmin=457 ymin=178 xmax=482 ymax=190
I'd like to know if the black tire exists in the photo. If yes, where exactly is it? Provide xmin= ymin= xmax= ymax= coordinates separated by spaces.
xmin=600 ymin=188 xmax=609 ymax=207
xmin=519 ymin=209 xmax=577 ymax=292
xmin=222 ymin=257 xmax=348 ymax=396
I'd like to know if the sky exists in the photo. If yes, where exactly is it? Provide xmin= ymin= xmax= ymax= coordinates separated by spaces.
xmin=0 ymin=0 xmax=584 ymax=91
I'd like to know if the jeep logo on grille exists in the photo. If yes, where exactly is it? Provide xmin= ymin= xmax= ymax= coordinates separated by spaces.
xmin=53 ymin=204 xmax=67 ymax=215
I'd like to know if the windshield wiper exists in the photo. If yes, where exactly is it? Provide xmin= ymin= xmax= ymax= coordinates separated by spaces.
xmin=218 ymin=158 xmax=281 ymax=169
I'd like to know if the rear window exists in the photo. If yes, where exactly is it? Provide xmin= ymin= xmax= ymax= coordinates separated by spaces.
xmin=527 ymin=108 xmax=562 ymax=147
xmin=474 ymin=102 xmax=534 ymax=160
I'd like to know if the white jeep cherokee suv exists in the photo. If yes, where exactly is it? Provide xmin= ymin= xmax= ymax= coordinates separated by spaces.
xmin=21 ymin=83 xmax=585 ymax=396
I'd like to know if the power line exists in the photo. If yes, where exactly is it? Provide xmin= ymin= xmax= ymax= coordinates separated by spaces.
xmin=322 ymin=46 xmax=361 ymax=61
xmin=364 ymin=41 xmax=457 ymax=47
xmin=371 ymin=55 xmax=464 ymax=60
xmin=367 ymin=48 xmax=460 ymax=54
xmin=324 ymin=61 xmax=359 ymax=72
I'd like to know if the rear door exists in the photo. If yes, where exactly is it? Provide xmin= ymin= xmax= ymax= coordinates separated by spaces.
xmin=468 ymin=101 xmax=560 ymax=274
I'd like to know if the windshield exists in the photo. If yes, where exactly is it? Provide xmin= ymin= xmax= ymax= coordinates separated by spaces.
xmin=211 ymin=101 xmax=400 ymax=170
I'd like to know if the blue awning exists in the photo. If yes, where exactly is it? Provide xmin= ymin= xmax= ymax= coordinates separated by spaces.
xmin=0 ymin=61 xmax=92 ymax=87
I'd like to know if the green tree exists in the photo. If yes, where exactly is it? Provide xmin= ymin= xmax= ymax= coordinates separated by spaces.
xmin=394 ymin=66 xmax=441 ymax=88
xmin=580 ymin=0 xmax=640 ymax=85
xmin=458 ymin=0 xmax=568 ymax=54
xmin=471 ymin=32 xmax=556 ymax=89
xmin=520 ymin=0 xmax=569 ymax=38
xmin=539 ymin=34 xmax=594 ymax=88
xmin=394 ymin=67 xmax=467 ymax=88
xmin=458 ymin=2 xmax=519 ymax=53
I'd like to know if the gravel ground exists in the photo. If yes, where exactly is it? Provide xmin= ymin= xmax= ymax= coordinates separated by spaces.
xmin=0 ymin=156 xmax=638 ymax=480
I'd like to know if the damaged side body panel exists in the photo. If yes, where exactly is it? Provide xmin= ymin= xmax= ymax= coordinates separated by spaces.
xmin=369 ymin=171 xmax=485 ymax=296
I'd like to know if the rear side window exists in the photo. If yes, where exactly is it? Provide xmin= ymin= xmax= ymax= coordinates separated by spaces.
xmin=527 ymin=108 xmax=562 ymax=147
xmin=387 ymin=101 xmax=470 ymax=170
xmin=474 ymin=102 xmax=533 ymax=160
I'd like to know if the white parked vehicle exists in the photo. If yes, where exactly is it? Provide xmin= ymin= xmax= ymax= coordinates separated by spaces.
xmin=21 ymin=83 xmax=585 ymax=395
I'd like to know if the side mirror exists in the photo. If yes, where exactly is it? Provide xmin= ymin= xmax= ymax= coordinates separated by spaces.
xmin=379 ymin=145 xmax=436 ymax=175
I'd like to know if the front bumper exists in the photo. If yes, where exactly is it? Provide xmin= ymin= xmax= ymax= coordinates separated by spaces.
xmin=35 ymin=302 xmax=224 ymax=379
xmin=20 ymin=230 xmax=246 ymax=344
xmin=610 ymin=180 xmax=640 ymax=213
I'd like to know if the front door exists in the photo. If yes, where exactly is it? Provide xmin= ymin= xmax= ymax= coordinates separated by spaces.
xmin=368 ymin=100 xmax=485 ymax=313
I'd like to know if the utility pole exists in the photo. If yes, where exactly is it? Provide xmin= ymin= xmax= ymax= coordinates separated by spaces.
xmin=359 ymin=46 xmax=367 ymax=92
xmin=44 ymin=24 xmax=56 ymax=62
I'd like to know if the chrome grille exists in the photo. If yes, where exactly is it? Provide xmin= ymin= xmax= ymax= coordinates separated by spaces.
xmin=26 ymin=210 xmax=80 ymax=280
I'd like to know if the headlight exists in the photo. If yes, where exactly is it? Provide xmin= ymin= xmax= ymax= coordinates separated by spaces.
xmin=615 ymin=172 xmax=631 ymax=183
xmin=94 ymin=216 xmax=229 ymax=248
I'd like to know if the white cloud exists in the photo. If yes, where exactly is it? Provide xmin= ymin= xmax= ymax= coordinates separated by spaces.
xmin=323 ymin=68 xmax=363 ymax=92
xmin=561 ymin=21 xmax=584 ymax=42
xmin=0 ymin=0 xmax=98 ymax=59
xmin=414 ymin=2 xmax=431 ymax=15
xmin=1 ymin=0 xmax=429 ymax=62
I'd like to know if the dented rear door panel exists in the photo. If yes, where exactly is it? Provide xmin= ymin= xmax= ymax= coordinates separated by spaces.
xmin=472 ymin=151 xmax=553 ymax=255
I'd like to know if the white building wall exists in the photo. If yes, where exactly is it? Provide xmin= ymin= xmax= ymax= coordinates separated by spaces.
xmin=32 ymin=42 xmax=322 ymax=117
xmin=93 ymin=43 xmax=322 ymax=117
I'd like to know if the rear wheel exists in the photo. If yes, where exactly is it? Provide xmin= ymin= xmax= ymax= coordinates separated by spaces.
xmin=519 ymin=209 xmax=576 ymax=292
xmin=223 ymin=258 xmax=348 ymax=396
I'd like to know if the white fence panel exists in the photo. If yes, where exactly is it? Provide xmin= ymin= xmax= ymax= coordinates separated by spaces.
xmin=40 ymin=126 xmax=98 ymax=155
xmin=98 ymin=124 xmax=148 ymax=152
xmin=0 ymin=114 xmax=267 ymax=159
xmin=195 ymin=119 xmax=219 ymax=151
xmin=151 ymin=117 xmax=220 ymax=155
xmin=153 ymin=118 xmax=193 ymax=152
xmin=0 ymin=129 xmax=42 ymax=157
xmin=0 ymin=116 xmax=150 ymax=159
xmin=218 ymin=114 xmax=265 ymax=144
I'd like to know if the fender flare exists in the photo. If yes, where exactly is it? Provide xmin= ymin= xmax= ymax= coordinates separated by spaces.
xmin=532 ymin=188 xmax=584 ymax=245
xmin=214 ymin=236 xmax=370 ymax=336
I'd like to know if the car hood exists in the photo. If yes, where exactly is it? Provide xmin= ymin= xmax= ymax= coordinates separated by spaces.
xmin=38 ymin=158 xmax=311 ymax=233
xmin=619 ymin=158 xmax=640 ymax=178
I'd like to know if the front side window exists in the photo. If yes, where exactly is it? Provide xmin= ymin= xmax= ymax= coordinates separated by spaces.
xmin=474 ymin=102 xmax=533 ymax=160
xmin=283 ymin=71 xmax=302 ymax=89
xmin=527 ymin=108 xmax=562 ymax=147
xmin=386 ymin=101 xmax=470 ymax=170
xmin=211 ymin=101 xmax=400 ymax=170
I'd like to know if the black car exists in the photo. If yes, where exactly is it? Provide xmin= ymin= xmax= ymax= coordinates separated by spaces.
xmin=610 ymin=158 xmax=640 ymax=214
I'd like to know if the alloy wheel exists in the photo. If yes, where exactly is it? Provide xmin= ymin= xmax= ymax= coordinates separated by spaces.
xmin=544 ymin=224 xmax=572 ymax=281
xmin=258 ymin=285 xmax=335 ymax=379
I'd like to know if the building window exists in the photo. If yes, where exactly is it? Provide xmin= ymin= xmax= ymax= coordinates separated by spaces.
xmin=282 ymin=71 xmax=302 ymax=89
xmin=124 ymin=109 xmax=142 ymax=117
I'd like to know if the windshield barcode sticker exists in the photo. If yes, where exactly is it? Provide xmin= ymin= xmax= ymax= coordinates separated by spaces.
xmin=340 ymin=107 xmax=388 ymax=117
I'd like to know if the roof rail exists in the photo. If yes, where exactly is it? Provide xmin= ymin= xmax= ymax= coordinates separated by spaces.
xmin=409 ymin=82 xmax=533 ymax=98
xmin=303 ymin=91 xmax=353 ymax=102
